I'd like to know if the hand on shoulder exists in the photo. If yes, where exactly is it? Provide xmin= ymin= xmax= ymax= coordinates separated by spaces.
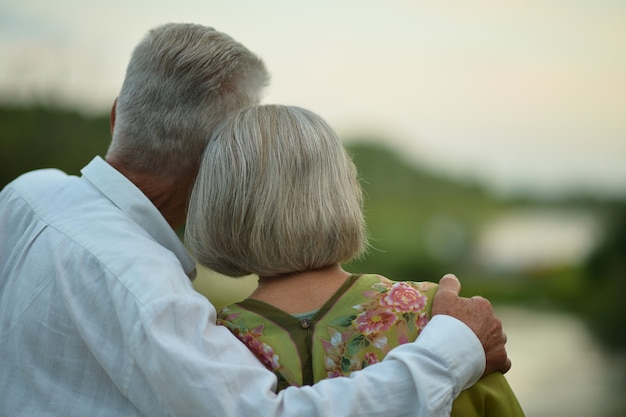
xmin=432 ymin=274 xmax=511 ymax=376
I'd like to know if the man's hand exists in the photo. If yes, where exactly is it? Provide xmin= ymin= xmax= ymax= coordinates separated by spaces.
xmin=432 ymin=274 xmax=511 ymax=376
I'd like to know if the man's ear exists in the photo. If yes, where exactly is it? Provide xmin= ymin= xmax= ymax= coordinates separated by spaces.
xmin=110 ymin=97 xmax=118 ymax=134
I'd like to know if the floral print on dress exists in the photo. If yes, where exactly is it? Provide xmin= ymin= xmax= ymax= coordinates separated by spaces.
xmin=218 ymin=309 xmax=281 ymax=371
xmin=319 ymin=276 xmax=431 ymax=378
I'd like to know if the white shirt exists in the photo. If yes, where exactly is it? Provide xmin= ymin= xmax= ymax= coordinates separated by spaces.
xmin=0 ymin=156 xmax=484 ymax=417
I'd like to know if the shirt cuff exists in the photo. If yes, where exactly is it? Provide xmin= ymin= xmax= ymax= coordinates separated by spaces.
xmin=419 ymin=314 xmax=485 ymax=392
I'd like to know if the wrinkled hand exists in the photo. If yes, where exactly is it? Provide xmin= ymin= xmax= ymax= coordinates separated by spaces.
xmin=432 ymin=274 xmax=511 ymax=376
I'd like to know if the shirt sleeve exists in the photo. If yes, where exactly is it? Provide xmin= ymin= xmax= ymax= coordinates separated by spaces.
xmin=134 ymin=294 xmax=484 ymax=417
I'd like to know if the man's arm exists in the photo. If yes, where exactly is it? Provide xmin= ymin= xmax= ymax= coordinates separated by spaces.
xmin=135 ymin=273 xmax=508 ymax=417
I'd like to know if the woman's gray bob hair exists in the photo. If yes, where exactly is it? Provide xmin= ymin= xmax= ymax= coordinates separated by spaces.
xmin=185 ymin=104 xmax=367 ymax=277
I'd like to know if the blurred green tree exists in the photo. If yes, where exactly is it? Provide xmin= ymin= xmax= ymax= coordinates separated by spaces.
xmin=0 ymin=106 xmax=110 ymax=188
xmin=582 ymin=202 xmax=626 ymax=351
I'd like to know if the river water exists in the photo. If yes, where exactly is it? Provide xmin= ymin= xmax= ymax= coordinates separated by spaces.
xmin=495 ymin=306 xmax=625 ymax=417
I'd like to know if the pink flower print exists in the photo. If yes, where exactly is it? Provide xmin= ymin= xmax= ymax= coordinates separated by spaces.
xmin=380 ymin=282 xmax=426 ymax=313
xmin=216 ymin=308 xmax=240 ymax=325
xmin=327 ymin=369 xmax=343 ymax=378
xmin=364 ymin=351 xmax=379 ymax=365
xmin=353 ymin=308 xmax=396 ymax=335
xmin=415 ymin=312 xmax=430 ymax=332
xmin=361 ymin=290 xmax=384 ymax=301
xmin=250 ymin=339 xmax=280 ymax=371
xmin=237 ymin=325 xmax=280 ymax=371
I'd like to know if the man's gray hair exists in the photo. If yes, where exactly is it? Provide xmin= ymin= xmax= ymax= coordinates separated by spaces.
xmin=107 ymin=23 xmax=269 ymax=178
xmin=185 ymin=104 xmax=368 ymax=277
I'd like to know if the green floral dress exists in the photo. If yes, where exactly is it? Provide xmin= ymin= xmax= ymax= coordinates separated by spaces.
xmin=218 ymin=274 xmax=524 ymax=416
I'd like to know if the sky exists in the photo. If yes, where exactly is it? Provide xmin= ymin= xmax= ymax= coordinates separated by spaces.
xmin=1 ymin=0 xmax=625 ymax=197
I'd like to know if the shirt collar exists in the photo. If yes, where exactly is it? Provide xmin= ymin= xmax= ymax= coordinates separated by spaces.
xmin=80 ymin=156 xmax=197 ymax=280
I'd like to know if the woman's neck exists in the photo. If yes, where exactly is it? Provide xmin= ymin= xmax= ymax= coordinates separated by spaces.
xmin=250 ymin=264 xmax=351 ymax=314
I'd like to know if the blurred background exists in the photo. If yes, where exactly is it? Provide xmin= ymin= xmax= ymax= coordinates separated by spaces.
xmin=1 ymin=1 xmax=625 ymax=415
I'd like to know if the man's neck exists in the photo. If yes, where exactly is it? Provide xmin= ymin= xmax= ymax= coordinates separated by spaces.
xmin=106 ymin=157 xmax=192 ymax=229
